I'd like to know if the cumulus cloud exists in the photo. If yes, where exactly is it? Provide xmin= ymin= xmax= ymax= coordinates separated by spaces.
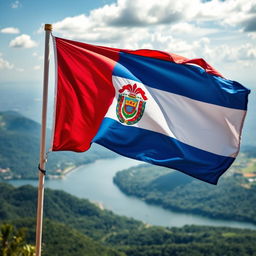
xmin=0 ymin=53 xmax=14 ymax=70
xmin=33 ymin=65 xmax=41 ymax=70
xmin=9 ymin=34 xmax=37 ymax=48
xmin=248 ymin=32 xmax=256 ymax=39
xmin=170 ymin=22 xmax=220 ymax=37
xmin=52 ymin=0 xmax=256 ymax=42
xmin=32 ymin=52 xmax=43 ymax=60
xmin=89 ymin=0 xmax=192 ymax=27
xmin=50 ymin=0 xmax=256 ymax=68
xmin=217 ymin=0 xmax=256 ymax=32
xmin=53 ymin=0 xmax=203 ymax=42
xmin=1 ymin=27 xmax=20 ymax=34
xmin=243 ymin=17 xmax=256 ymax=32
xmin=16 ymin=67 xmax=24 ymax=72
xmin=11 ymin=1 xmax=21 ymax=8
xmin=194 ymin=42 xmax=256 ymax=66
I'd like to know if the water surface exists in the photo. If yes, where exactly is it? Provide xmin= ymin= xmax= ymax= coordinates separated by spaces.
xmin=8 ymin=157 xmax=256 ymax=230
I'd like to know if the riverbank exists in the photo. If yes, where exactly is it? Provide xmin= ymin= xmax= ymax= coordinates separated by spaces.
xmin=47 ymin=165 xmax=77 ymax=179
xmin=113 ymin=164 xmax=256 ymax=227
xmin=6 ymin=157 xmax=256 ymax=230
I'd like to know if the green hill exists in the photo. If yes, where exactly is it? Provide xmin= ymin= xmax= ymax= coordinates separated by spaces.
xmin=9 ymin=218 xmax=124 ymax=256
xmin=0 ymin=111 xmax=115 ymax=179
xmin=114 ymin=164 xmax=256 ymax=224
xmin=1 ymin=183 xmax=256 ymax=256
xmin=0 ymin=183 xmax=141 ymax=240
xmin=106 ymin=225 xmax=256 ymax=256
xmin=0 ymin=182 xmax=140 ymax=255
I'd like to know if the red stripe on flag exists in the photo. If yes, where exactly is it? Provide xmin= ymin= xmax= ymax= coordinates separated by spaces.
xmin=51 ymin=37 xmax=224 ymax=152
xmin=52 ymin=37 xmax=119 ymax=152
xmin=122 ymin=49 xmax=223 ymax=77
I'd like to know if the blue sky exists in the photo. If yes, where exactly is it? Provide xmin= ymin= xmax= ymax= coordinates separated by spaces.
xmin=0 ymin=0 xmax=256 ymax=89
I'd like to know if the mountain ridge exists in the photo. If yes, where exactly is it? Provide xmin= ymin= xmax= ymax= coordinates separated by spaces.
xmin=0 ymin=111 xmax=116 ymax=180
xmin=1 ymin=182 xmax=256 ymax=256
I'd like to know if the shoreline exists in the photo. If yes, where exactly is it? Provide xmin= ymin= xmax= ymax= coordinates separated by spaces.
xmin=4 ymin=157 xmax=256 ymax=230
xmin=47 ymin=165 xmax=78 ymax=179
xmin=3 ymin=157 xmax=118 ymax=181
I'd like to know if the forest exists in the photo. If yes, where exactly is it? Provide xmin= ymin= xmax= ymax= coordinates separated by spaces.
xmin=114 ymin=162 xmax=256 ymax=224
xmin=1 ymin=112 xmax=256 ymax=255
xmin=0 ymin=111 xmax=116 ymax=179
xmin=0 ymin=183 xmax=256 ymax=256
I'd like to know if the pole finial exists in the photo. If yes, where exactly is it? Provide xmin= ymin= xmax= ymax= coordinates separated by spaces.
xmin=44 ymin=24 xmax=52 ymax=31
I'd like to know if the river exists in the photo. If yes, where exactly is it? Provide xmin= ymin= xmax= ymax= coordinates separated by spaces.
xmin=8 ymin=157 xmax=256 ymax=230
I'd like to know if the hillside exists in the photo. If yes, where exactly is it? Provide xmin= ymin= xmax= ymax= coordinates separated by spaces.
xmin=114 ymin=161 xmax=256 ymax=224
xmin=0 ymin=111 xmax=116 ymax=179
xmin=0 ymin=183 xmax=141 ymax=239
xmin=1 ymin=183 xmax=256 ymax=256
xmin=9 ymin=218 xmax=125 ymax=256
xmin=0 ymin=182 xmax=140 ymax=255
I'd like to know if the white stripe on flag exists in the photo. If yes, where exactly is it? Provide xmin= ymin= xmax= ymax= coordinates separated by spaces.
xmin=106 ymin=76 xmax=246 ymax=157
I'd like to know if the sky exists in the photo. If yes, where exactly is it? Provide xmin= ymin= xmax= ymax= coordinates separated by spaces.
xmin=0 ymin=0 xmax=255 ymax=88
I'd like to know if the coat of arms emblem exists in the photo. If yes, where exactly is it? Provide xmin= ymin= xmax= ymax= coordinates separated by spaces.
xmin=116 ymin=83 xmax=148 ymax=125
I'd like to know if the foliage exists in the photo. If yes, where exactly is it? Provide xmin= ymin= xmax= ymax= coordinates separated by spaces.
xmin=107 ymin=225 xmax=256 ymax=256
xmin=0 ymin=183 xmax=139 ymax=255
xmin=1 ymin=109 xmax=256 ymax=256
xmin=0 ymin=183 xmax=142 ymax=240
xmin=114 ymin=164 xmax=256 ymax=224
xmin=10 ymin=219 xmax=125 ymax=256
xmin=1 ymin=183 xmax=256 ymax=256
xmin=0 ymin=111 xmax=116 ymax=179
xmin=0 ymin=223 xmax=35 ymax=256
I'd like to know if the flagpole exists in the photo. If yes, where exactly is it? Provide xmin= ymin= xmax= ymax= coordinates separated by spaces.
xmin=35 ymin=23 xmax=52 ymax=256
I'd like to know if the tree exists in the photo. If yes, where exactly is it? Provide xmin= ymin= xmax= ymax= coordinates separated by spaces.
xmin=0 ymin=224 xmax=35 ymax=256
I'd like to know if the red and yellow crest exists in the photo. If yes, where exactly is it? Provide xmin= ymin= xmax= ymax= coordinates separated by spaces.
xmin=116 ymin=83 xmax=147 ymax=125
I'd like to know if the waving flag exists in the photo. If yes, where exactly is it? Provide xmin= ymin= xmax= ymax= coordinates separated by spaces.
xmin=51 ymin=36 xmax=250 ymax=184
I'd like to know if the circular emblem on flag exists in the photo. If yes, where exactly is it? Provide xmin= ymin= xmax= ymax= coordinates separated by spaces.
xmin=116 ymin=83 xmax=148 ymax=125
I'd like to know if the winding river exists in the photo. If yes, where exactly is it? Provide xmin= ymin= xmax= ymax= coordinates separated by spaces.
xmin=8 ymin=157 xmax=256 ymax=230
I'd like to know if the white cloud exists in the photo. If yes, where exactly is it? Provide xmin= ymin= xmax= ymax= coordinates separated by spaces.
xmin=9 ymin=34 xmax=38 ymax=48
xmin=11 ymin=1 xmax=21 ymax=8
xmin=0 ymin=27 xmax=20 ymax=34
xmin=51 ymin=0 xmax=255 ymax=53
xmin=33 ymin=65 xmax=41 ymax=70
xmin=89 ymin=0 xmax=195 ymax=27
xmin=16 ymin=67 xmax=24 ymax=72
xmin=170 ymin=22 xmax=220 ymax=38
xmin=236 ymin=44 xmax=256 ymax=61
xmin=195 ymin=0 xmax=256 ymax=32
xmin=32 ymin=52 xmax=43 ymax=60
xmin=0 ymin=54 xmax=14 ymax=70
xmin=52 ymin=0 xmax=200 ymax=42
xmin=50 ymin=0 xmax=256 ymax=73
xmin=52 ymin=0 xmax=256 ymax=42
xmin=248 ymin=32 xmax=256 ymax=39
xmin=192 ymin=41 xmax=256 ymax=68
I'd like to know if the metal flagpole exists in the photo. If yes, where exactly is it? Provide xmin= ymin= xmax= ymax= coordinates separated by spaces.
xmin=35 ymin=23 xmax=52 ymax=256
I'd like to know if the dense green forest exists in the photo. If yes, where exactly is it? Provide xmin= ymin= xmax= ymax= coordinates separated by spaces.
xmin=114 ymin=164 xmax=256 ymax=224
xmin=0 ymin=182 xmax=139 ymax=256
xmin=0 ymin=111 xmax=116 ymax=179
xmin=1 ymin=111 xmax=256 ymax=255
xmin=107 ymin=225 xmax=256 ymax=256
xmin=1 ymin=183 xmax=256 ymax=256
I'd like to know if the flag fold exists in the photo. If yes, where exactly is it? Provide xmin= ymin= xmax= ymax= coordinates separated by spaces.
xmin=51 ymin=36 xmax=250 ymax=184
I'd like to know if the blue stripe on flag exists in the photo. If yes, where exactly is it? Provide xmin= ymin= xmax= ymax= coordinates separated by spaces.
xmin=113 ymin=52 xmax=249 ymax=110
xmin=93 ymin=118 xmax=235 ymax=184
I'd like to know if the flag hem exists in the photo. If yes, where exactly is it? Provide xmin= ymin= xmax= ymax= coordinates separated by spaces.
xmin=49 ymin=35 xmax=58 ymax=152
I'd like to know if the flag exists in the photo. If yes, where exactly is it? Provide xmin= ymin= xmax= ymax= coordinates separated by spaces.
xmin=51 ymin=36 xmax=250 ymax=184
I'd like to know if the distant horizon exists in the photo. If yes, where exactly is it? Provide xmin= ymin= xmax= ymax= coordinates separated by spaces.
xmin=0 ymin=82 xmax=255 ymax=148
xmin=0 ymin=0 xmax=255 ymax=88
xmin=0 ymin=0 xmax=255 ymax=152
